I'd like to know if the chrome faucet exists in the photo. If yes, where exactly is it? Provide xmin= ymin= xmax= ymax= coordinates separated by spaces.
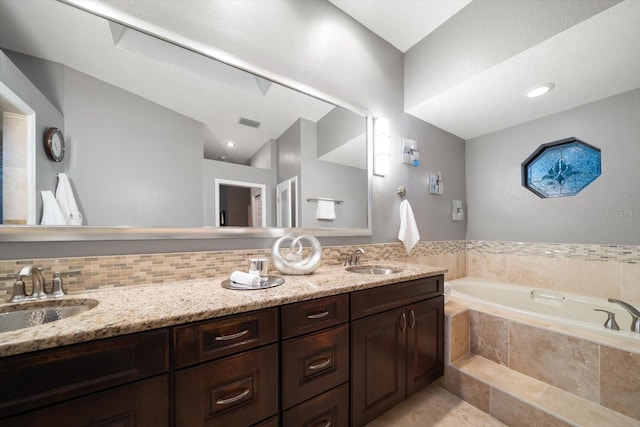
xmin=8 ymin=265 xmax=64 ymax=303
xmin=344 ymin=248 xmax=365 ymax=266
xmin=608 ymin=298 xmax=640 ymax=332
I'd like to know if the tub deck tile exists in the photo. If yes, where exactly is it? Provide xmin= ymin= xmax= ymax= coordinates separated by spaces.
xmin=452 ymin=354 xmax=548 ymax=402
xmin=538 ymin=386 xmax=640 ymax=427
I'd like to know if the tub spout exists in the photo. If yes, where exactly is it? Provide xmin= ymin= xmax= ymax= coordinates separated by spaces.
xmin=608 ymin=298 xmax=640 ymax=332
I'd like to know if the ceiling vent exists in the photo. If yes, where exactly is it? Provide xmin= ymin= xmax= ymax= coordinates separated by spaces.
xmin=238 ymin=117 xmax=261 ymax=128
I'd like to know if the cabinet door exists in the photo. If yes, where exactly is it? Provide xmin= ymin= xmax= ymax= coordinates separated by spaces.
xmin=351 ymin=308 xmax=407 ymax=427
xmin=0 ymin=375 xmax=169 ymax=427
xmin=406 ymin=296 xmax=444 ymax=396
xmin=175 ymin=344 xmax=278 ymax=427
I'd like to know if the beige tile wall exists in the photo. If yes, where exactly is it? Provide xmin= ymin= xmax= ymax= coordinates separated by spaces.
xmin=467 ymin=241 xmax=640 ymax=304
xmin=0 ymin=240 xmax=467 ymax=299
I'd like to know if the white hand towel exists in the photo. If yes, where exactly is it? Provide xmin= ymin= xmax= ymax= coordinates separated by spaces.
xmin=40 ymin=191 xmax=66 ymax=225
xmin=230 ymin=271 xmax=261 ymax=289
xmin=316 ymin=199 xmax=336 ymax=220
xmin=444 ymin=282 xmax=452 ymax=304
xmin=398 ymin=199 xmax=420 ymax=253
xmin=55 ymin=173 xmax=83 ymax=225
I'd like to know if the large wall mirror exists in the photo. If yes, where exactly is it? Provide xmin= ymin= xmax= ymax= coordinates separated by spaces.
xmin=0 ymin=0 xmax=372 ymax=241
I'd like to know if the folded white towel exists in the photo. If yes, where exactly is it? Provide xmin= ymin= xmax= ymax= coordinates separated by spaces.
xmin=40 ymin=190 xmax=66 ymax=225
xmin=230 ymin=271 xmax=261 ymax=289
xmin=56 ymin=173 xmax=83 ymax=225
xmin=398 ymin=199 xmax=420 ymax=253
xmin=444 ymin=282 xmax=452 ymax=304
xmin=316 ymin=199 xmax=336 ymax=220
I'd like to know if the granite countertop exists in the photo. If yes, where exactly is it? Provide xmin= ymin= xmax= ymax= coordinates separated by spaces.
xmin=0 ymin=261 xmax=446 ymax=358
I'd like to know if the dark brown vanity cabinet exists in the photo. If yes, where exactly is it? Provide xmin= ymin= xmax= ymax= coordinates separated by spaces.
xmin=350 ymin=276 xmax=444 ymax=427
xmin=0 ymin=274 xmax=444 ymax=427
xmin=281 ymin=294 xmax=350 ymax=427
xmin=173 ymin=308 xmax=279 ymax=427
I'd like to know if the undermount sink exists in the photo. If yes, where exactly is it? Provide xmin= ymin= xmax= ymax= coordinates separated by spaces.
xmin=0 ymin=299 xmax=98 ymax=333
xmin=346 ymin=265 xmax=403 ymax=275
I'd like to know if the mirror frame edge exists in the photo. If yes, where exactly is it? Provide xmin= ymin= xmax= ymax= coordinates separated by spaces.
xmin=0 ymin=0 xmax=374 ymax=242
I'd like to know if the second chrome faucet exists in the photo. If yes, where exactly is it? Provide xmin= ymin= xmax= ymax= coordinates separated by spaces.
xmin=608 ymin=298 xmax=640 ymax=332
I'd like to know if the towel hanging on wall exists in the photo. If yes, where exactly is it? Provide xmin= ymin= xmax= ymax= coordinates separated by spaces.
xmin=40 ymin=190 xmax=66 ymax=225
xmin=316 ymin=199 xmax=336 ymax=220
xmin=398 ymin=199 xmax=420 ymax=253
xmin=56 ymin=173 xmax=83 ymax=225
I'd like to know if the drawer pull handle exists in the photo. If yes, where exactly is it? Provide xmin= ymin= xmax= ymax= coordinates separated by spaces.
xmin=399 ymin=312 xmax=407 ymax=332
xmin=408 ymin=309 xmax=416 ymax=328
xmin=216 ymin=388 xmax=250 ymax=405
xmin=313 ymin=420 xmax=331 ymax=427
xmin=308 ymin=357 xmax=332 ymax=370
xmin=306 ymin=310 xmax=330 ymax=319
xmin=214 ymin=329 xmax=249 ymax=341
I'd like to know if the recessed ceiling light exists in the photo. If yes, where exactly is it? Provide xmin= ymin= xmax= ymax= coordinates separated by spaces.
xmin=220 ymin=155 xmax=226 ymax=160
xmin=225 ymin=141 xmax=235 ymax=148
xmin=525 ymin=83 xmax=555 ymax=98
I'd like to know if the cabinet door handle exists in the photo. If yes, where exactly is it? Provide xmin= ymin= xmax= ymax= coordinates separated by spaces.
xmin=408 ymin=309 xmax=416 ymax=329
xmin=215 ymin=388 xmax=250 ymax=405
xmin=306 ymin=310 xmax=330 ymax=319
xmin=308 ymin=357 xmax=332 ymax=371
xmin=214 ymin=329 xmax=249 ymax=341
xmin=399 ymin=312 xmax=407 ymax=332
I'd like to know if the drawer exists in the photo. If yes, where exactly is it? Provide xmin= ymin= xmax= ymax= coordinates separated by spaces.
xmin=0 ymin=329 xmax=169 ymax=418
xmin=1 ymin=375 xmax=169 ymax=427
xmin=174 ymin=307 xmax=278 ymax=368
xmin=351 ymin=275 xmax=443 ymax=320
xmin=282 ymin=294 xmax=349 ymax=339
xmin=282 ymin=324 xmax=349 ymax=410
xmin=175 ymin=343 xmax=278 ymax=427
xmin=283 ymin=383 xmax=349 ymax=427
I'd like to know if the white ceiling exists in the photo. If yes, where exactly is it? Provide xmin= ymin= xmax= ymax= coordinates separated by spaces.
xmin=330 ymin=0 xmax=640 ymax=140
xmin=3 ymin=0 xmax=639 ymax=147
xmin=328 ymin=0 xmax=471 ymax=52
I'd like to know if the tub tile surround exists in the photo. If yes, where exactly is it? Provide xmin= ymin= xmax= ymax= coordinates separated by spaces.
xmin=467 ymin=240 xmax=640 ymax=304
xmin=441 ymin=302 xmax=640 ymax=425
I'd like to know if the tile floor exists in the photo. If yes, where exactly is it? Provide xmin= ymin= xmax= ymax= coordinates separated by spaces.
xmin=366 ymin=384 xmax=504 ymax=427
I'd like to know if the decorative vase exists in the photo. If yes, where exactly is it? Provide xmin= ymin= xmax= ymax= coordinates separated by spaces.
xmin=271 ymin=235 xmax=322 ymax=275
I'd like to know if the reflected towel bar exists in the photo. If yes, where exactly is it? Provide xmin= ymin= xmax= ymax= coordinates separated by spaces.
xmin=307 ymin=198 xmax=344 ymax=204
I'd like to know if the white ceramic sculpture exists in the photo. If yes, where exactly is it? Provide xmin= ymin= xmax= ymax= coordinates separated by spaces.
xmin=271 ymin=235 xmax=322 ymax=275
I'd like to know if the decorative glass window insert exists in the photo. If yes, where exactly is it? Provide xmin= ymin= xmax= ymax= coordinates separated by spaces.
xmin=522 ymin=137 xmax=601 ymax=198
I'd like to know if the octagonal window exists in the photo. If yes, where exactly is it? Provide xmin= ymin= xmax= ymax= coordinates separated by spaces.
xmin=522 ymin=137 xmax=601 ymax=198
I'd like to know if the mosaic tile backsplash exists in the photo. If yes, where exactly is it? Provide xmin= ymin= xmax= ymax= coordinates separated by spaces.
xmin=0 ymin=241 xmax=466 ymax=298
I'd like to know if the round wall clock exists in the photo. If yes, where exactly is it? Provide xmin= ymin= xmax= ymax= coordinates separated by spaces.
xmin=44 ymin=127 xmax=65 ymax=162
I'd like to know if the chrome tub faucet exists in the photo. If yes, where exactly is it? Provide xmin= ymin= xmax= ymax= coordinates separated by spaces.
xmin=608 ymin=298 xmax=640 ymax=332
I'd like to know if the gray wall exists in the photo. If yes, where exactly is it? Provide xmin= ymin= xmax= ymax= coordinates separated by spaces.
xmin=1 ymin=0 xmax=466 ymax=258
xmin=63 ymin=67 xmax=204 ymax=226
xmin=466 ymin=88 xmax=640 ymax=245
xmin=298 ymin=119 xmax=368 ymax=229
